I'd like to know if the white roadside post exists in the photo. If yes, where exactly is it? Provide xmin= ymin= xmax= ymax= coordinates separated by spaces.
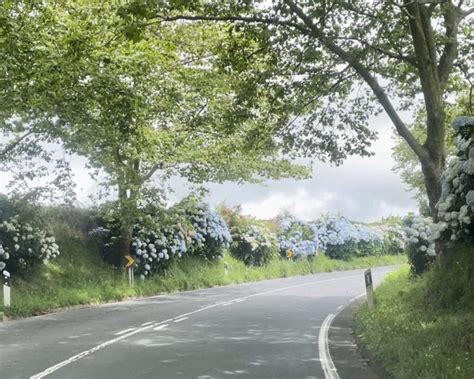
xmin=224 ymin=262 xmax=229 ymax=275
xmin=364 ymin=268 xmax=374 ymax=309
xmin=3 ymin=270 xmax=11 ymax=307
xmin=125 ymin=255 xmax=135 ymax=288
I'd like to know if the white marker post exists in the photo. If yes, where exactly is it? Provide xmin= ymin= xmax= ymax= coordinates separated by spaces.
xmin=224 ymin=262 xmax=229 ymax=275
xmin=124 ymin=255 xmax=135 ymax=288
xmin=364 ymin=268 xmax=374 ymax=309
xmin=128 ymin=267 xmax=134 ymax=288
xmin=3 ymin=270 xmax=11 ymax=307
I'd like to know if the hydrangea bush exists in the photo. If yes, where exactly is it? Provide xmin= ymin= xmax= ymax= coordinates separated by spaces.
xmin=0 ymin=216 xmax=60 ymax=275
xmin=403 ymin=215 xmax=436 ymax=274
xmin=380 ymin=224 xmax=406 ymax=255
xmin=132 ymin=224 xmax=187 ymax=278
xmin=434 ymin=121 xmax=474 ymax=242
xmin=277 ymin=216 xmax=318 ymax=259
xmin=230 ymin=224 xmax=277 ymax=266
xmin=315 ymin=215 xmax=383 ymax=260
xmin=184 ymin=202 xmax=231 ymax=261
xmin=401 ymin=119 xmax=473 ymax=274
xmin=93 ymin=199 xmax=231 ymax=278
xmin=277 ymin=215 xmax=384 ymax=261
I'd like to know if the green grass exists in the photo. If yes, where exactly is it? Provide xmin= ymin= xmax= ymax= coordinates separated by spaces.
xmin=0 ymin=236 xmax=406 ymax=319
xmin=354 ymin=244 xmax=474 ymax=379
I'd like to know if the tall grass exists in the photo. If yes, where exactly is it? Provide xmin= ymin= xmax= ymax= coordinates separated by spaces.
xmin=354 ymin=243 xmax=474 ymax=378
xmin=0 ymin=235 xmax=406 ymax=319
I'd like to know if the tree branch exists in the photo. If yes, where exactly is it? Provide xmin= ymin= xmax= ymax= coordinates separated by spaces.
xmin=461 ymin=7 xmax=474 ymax=18
xmin=151 ymin=14 xmax=306 ymax=33
xmin=334 ymin=36 xmax=418 ymax=66
xmin=0 ymin=130 xmax=36 ymax=159
xmin=140 ymin=162 xmax=166 ymax=183
xmin=156 ymin=3 xmax=427 ymax=162
xmin=283 ymin=0 xmax=427 ymax=162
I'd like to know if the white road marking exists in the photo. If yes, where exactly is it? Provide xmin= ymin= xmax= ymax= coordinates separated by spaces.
xmin=113 ymin=328 xmax=136 ymax=336
xmin=349 ymin=292 xmax=366 ymax=304
xmin=140 ymin=321 xmax=154 ymax=326
xmin=173 ymin=317 xmax=188 ymax=323
xmin=153 ymin=324 xmax=168 ymax=331
xmin=30 ymin=272 xmax=368 ymax=378
xmin=319 ymin=290 xmax=374 ymax=379
xmin=30 ymin=321 xmax=165 ymax=379
xmin=319 ymin=314 xmax=339 ymax=379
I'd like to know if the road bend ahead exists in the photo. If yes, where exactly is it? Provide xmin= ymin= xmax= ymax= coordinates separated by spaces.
xmin=0 ymin=266 xmax=395 ymax=379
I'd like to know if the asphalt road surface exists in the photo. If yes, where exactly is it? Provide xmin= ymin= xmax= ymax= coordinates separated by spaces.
xmin=0 ymin=266 xmax=395 ymax=379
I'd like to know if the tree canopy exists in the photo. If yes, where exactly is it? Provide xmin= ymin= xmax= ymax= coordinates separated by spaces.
xmin=132 ymin=0 xmax=473 ymax=218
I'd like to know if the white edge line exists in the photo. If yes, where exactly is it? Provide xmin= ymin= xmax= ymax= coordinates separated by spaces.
xmin=30 ymin=273 xmax=365 ymax=379
xmin=153 ymin=324 xmax=168 ymax=331
xmin=319 ymin=292 xmax=367 ymax=379
xmin=140 ymin=321 xmax=154 ymax=326
xmin=319 ymin=314 xmax=339 ymax=379
xmin=113 ymin=327 xmax=136 ymax=336
xmin=173 ymin=317 xmax=188 ymax=323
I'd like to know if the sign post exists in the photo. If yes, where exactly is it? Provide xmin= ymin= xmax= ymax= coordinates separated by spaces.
xmin=286 ymin=250 xmax=294 ymax=261
xmin=125 ymin=255 xmax=135 ymax=288
xmin=364 ymin=268 xmax=374 ymax=309
xmin=3 ymin=270 xmax=11 ymax=308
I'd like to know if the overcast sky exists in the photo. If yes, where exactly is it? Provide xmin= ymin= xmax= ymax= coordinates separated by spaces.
xmin=193 ymin=111 xmax=418 ymax=222
xmin=1 ymin=110 xmax=419 ymax=222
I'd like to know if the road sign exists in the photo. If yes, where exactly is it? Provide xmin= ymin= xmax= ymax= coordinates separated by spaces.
xmin=286 ymin=250 xmax=294 ymax=259
xmin=125 ymin=255 xmax=135 ymax=268
xmin=364 ymin=270 xmax=372 ymax=287
xmin=364 ymin=268 xmax=374 ymax=309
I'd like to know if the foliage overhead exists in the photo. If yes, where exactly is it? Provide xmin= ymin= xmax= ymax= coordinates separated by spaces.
xmin=134 ymin=0 xmax=473 ymax=216
xmin=0 ymin=1 xmax=309 ymax=203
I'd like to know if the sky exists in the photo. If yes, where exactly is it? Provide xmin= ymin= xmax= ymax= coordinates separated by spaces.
xmin=192 ymin=111 xmax=418 ymax=222
xmin=0 ymin=110 xmax=419 ymax=222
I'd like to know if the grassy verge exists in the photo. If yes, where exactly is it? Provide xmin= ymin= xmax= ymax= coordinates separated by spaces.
xmin=0 ymin=237 xmax=406 ymax=319
xmin=354 ymin=245 xmax=474 ymax=379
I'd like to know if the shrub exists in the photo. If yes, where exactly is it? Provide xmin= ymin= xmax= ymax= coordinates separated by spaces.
xmin=381 ymin=224 xmax=406 ymax=255
xmin=93 ymin=198 xmax=231 ymax=278
xmin=403 ymin=214 xmax=436 ymax=275
xmin=181 ymin=200 xmax=231 ymax=261
xmin=230 ymin=224 xmax=278 ymax=266
xmin=433 ymin=119 xmax=473 ymax=243
xmin=276 ymin=215 xmax=385 ymax=261
xmin=132 ymin=223 xmax=187 ymax=278
xmin=0 ymin=216 xmax=60 ymax=275
xmin=316 ymin=215 xmax=383 ymax=260
xmin=277 ymin=216 xmax=319 ymax=259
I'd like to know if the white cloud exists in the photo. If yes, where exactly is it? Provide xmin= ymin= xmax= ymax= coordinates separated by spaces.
xmin=241 ymin=189 xmax=335 ymax=220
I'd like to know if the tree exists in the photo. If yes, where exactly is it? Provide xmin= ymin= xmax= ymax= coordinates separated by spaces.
xmin=392 ymin=94 xmax=471 ymax=213
xmin=0 ymin=1 xmax=309 ymax=264
xmin=135 ymin=0 xmax=473 ymax=219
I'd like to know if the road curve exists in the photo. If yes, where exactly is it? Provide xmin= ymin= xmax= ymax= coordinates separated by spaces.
xmin=0 ymin=266 xmax=395 ymax=379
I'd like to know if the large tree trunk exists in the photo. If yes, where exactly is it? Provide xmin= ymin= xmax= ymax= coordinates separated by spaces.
xmin=420 ymin=154 xmax=443 ymax=221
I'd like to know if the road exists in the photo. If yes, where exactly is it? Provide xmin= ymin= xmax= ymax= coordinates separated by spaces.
xmin=0 ymin=266 xmax=394 ymax=379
